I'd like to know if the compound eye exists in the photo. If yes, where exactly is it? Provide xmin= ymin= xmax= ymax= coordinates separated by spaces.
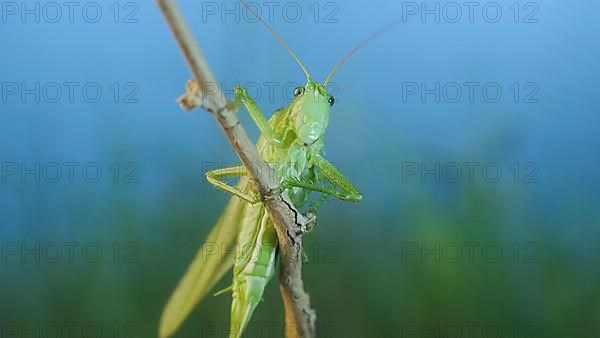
xmin=328 ymin=96 xmax=335 ymax=107
xmin=294 ymin=87 xmax=305 ymax=97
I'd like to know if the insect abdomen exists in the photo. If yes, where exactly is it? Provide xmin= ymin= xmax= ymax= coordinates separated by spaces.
xmin=229 ymin=209 xmax=277 ymax=338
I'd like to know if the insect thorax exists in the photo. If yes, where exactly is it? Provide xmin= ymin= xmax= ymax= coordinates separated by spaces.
xmin=275 ymin=141 xmax=323 ymax=207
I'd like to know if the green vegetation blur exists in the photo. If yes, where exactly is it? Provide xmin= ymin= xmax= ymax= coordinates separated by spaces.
xmin=2 ymin=150 xmax=597 ymax=337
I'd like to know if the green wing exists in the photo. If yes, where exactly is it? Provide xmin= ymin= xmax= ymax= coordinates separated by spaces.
xmin=159 ymin=188 xmax=249 ymax=338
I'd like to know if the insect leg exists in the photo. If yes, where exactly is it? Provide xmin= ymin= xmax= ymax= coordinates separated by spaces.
xmin=282 ymin=179 xmax=358 ymax=202
xmin=281 ymin=157 xmax=362 ymax=202
xmin=233 ymin=85 xmax=285 ymax=147
xmin=308 ymin=193 xmax=330 ymax=213
xmin=315 ymin=156 xmax=362 ymax=202
xmin=205 ymin=165 xmax=260 ymax=204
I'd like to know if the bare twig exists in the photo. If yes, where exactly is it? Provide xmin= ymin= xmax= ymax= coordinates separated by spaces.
xmin=156 ymin=0 xmax=316 ymax=337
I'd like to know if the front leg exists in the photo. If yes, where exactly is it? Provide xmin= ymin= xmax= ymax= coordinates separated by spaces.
xmin=232 ymin=86 xmax=285 ymax=147
xmin=314 ymin=156 xmax=362 ymax=202
xmin=280 ymin=156 xmax=362 ymax=203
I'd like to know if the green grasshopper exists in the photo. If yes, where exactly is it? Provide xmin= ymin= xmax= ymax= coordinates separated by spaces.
xmin=160 ymin=2 xmax=400 ymax=337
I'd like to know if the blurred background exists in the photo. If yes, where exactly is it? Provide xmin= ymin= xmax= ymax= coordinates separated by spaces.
xmin=1 ymin=0 xmax=598 ymax=337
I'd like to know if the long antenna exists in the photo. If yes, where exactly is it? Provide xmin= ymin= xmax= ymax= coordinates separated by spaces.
xmin=324 ymin=17 xmax=403 ymax=86
xmin=240 ymin=0 xmax=311 ymax=80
